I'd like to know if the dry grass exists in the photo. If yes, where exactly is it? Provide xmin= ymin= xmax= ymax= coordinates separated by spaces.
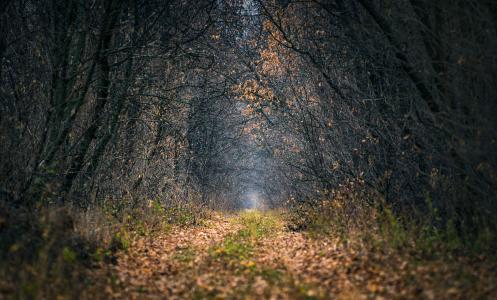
xmin=0 ymin=197 xmax=207 ymax=299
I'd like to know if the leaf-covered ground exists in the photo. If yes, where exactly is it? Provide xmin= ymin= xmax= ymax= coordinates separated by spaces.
xmin=94 ymin=210 xmax=497 ymax=299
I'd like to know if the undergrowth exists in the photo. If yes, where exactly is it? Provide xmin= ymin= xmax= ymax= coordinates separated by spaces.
xmin=285 ymin=184 xmax=497 ymax=298
xmin=287 ymin=183 xmax=497 ymax=257
xmin=0 ymin=197 xmax=207 ymax=299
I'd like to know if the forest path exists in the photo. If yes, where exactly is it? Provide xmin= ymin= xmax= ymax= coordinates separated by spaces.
xmin=102 ymin=210 xmax=354 ymax=299
xmin=99 ymin=210 xmax=495 ymax=300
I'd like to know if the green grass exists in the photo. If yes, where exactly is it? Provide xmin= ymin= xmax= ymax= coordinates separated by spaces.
xmin=199 ymin=211 xmax=291 ymax=298
xmin=234 ymin=210 xmax=281 ymax=239
xmin=212 ymin=210 xmax=280 ymax=261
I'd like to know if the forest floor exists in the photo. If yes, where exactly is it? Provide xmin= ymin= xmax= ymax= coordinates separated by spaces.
xmin=89 ymin=210 xmax=497 ymax=300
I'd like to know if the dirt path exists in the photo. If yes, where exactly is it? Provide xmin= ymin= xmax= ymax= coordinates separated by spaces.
xmin=102 ymin=210 xmax=320 ymax=299
xmin=99 ymin=210 xmax=497 ymax=300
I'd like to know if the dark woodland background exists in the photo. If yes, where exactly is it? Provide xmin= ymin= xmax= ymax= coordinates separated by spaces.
xmin=1 ymin=0 xmax=496 ymax=298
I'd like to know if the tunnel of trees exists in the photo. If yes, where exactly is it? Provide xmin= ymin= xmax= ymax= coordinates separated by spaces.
xmin=1 ymin=0 xmax=497 ymax=298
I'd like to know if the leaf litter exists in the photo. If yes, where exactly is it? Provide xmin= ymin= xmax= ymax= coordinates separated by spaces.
xmin=92 ymin=211 xmax=497 ymax=300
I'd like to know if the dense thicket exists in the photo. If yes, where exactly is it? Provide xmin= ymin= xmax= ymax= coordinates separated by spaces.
xmin=250 ymin=0 xmax=497 ymax=239
xmin=1 ymin=0 xmax=496 ymax=240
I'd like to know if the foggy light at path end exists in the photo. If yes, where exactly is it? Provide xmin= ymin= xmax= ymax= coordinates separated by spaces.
xmin=244 ymin=191 xmax=262 ymax=210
